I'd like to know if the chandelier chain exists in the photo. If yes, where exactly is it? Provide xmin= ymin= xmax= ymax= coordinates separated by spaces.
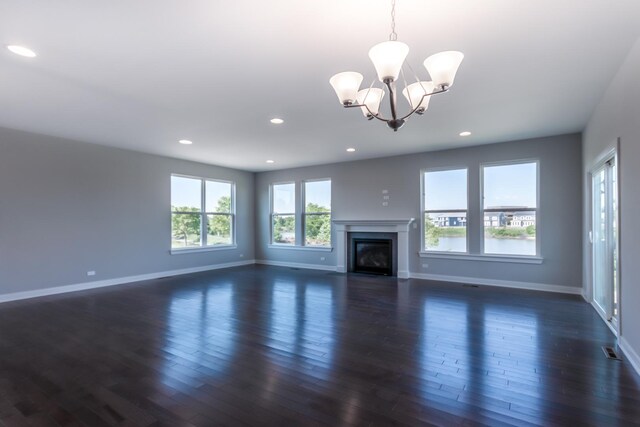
xmin=389 ymin=0 xmax=397 ymax=41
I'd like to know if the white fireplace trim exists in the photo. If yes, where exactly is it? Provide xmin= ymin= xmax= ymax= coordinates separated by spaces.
xmin=333 ymin=219 xmax=415 ymax=279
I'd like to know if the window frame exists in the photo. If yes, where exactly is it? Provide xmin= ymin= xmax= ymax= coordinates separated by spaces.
xmin=302 ymin=178 xmax=332 ymax=248
xmin=420 ymin=166 xmax=470 ymax=254
xmin=171 ymin=174 xmax=236 ymax=253
xmin=270 ymin=181 xmax=297 ymax=246
xmin=480 ymin=159 xmax=540 ymax=258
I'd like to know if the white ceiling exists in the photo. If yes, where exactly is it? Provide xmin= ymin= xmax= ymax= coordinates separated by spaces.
xmin=1 ymin=1 xmax=639 ymax=172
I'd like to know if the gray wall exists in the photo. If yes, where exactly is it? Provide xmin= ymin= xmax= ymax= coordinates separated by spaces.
xmin=0 ymin=127 xmax=254 ymax=294
xmin=583 ymin=38 xmax=640 ymax=360
xmin=256 ymin=133 xmax=583 ymax=289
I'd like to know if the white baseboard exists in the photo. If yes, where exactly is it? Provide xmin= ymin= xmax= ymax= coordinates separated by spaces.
xmin=255 ymin=259 xmax=337 ymax=272
xmin=0 ymin=260 xmax=256 ymax=304
xmin=619 ymin=336 xmax=640 ymax=376
xmin=409 ymin=272 xmax=582 ymax=295
xmin=589 ymin=300 xmax=619 ymax=336
xmin=581 ymin=290 xmax=590 ymax=303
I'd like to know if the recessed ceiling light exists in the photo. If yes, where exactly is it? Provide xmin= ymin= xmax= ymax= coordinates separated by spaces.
xmin=266 ymin=160 xmax=275 ymax=164
xmin=346 ymin=148 xmax=356 ymax=152
xmin=6 ymin=45 xmax=37 ymax=58
xmin=459 ymin=131 xmax=472 ymax=137
xmin=178 ymin=139 xmax=193 ymax=145
xmin=270 ymin=118 xmax=284 ymax=124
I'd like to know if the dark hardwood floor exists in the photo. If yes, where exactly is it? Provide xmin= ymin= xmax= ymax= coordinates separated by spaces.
xmin=1 ymin=265 xmax=639 ymax=426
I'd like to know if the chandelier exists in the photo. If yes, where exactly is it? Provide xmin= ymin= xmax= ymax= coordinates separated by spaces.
xmin=329 ymin=0 xmax=464 ymax=131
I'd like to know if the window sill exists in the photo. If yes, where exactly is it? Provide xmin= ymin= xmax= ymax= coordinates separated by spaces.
xmin=268 ymin=244 xmax=333 ymax=252
xmin=418 ymin=251 xmax=543 ymax=264
xmin=171 ymin=244 xmax=237 ymax=255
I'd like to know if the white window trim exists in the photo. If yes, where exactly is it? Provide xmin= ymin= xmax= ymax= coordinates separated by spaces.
xmin=480 ymin=159 xmax=540 ymax=258
xmin=172 ymin=244 xmax=238 ymax=255
xmin=171 ymin=174 xmax=236 ymax=253
xmin=268 ymin=244 xmax=333 ymax=252
xmin=420 ymin=166 xmax=469 ymax=254
xmin=418 ymin=251 xmax=543 ymax=264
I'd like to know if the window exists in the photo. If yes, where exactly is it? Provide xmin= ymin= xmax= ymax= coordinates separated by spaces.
xmin=482 ymin=161 xmax=537 ymax=256
xmin=304 ymin=179 xmax=331 ymax=246
xmin=423 ymin=168 xmax=468 ymax=252
xmin=171 ymin=175 xmax=234 ymax=250
xmin=271 ymin=182 xmax=296 ymax=245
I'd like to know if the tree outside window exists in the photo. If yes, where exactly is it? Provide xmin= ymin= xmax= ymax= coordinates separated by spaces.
xmin=304 ymin=180 xmax=331 ymax=247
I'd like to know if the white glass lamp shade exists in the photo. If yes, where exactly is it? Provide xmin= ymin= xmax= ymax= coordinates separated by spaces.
xmin=329 ymin=72 xmax=363 ymax=105
xmin=402 ymin=81 xmax=435 ymax=112
xmin=423 ymin=51 xmax=464 ymax=88
xmin=368 ymin=41 xmax=409 ymax=82
xmin=356 ymin=88 xmax=385 ymax=117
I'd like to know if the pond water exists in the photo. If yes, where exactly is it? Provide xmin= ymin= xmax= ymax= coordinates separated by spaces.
xmin=430 ymin=237 xmax=536 ymax=256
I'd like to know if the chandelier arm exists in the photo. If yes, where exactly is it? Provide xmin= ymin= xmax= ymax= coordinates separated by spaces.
xmin=398 ymin=85 xmax=450 ymax=121
xmin=384 ymin=79 xmax=398 ymax=121
xmin=345 ymin=85 xmax=450 ymax=123
xmin=343 ymin=103 xmax=390 ymax=122
xmin=342 ymin=104 xmax=389 ymax=123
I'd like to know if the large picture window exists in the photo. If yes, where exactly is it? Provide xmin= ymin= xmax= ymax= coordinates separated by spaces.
xmin=423 ymin=168 xmax=468 ymax=252
xmin=171 ymin=175 xmax=234 ymax=250
xmin=304 ymin=179 xmax=331 ymax=247
xmin=271 ymin=182 xmax=296 ymax=245
xmin=482 ymin=161 xmax=537 ymax=256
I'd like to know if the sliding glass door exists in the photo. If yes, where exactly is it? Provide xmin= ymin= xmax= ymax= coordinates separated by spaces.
xmin=592 ymin=157 xmax=618 ymax=326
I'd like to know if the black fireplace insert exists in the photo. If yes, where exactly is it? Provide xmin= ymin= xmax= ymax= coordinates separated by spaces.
xmin=352 ymin=238 xmax=393 ymax=276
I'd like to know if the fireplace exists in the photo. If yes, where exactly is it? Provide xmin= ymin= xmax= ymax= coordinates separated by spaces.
xmin=348 ymin=232 xmax=398 ymax=276
xmin=352 ymin=238 xmax=393 ymax=275
xmin=333 ymin=219 xmax=414 ymax=279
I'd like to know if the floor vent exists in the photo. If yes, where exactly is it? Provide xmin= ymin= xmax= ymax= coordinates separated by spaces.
xmin=462 ymin=284 xmax=480 ymax=288
xmin=602 ymin=346 xmax=622 ymax=361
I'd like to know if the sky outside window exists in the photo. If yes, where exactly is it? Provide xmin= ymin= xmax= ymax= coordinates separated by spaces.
xmin=305 ymin=180 xmax=331 ymax=209
xmin=424 ymin=169 xmax=467 ymax=210
xmin=171 ymin=176 xmax=201 ymax=209
xmin=273 ymin=183 xmax=295 ymax=213
xmin=484 ymin=163 xmax=537 ymax=208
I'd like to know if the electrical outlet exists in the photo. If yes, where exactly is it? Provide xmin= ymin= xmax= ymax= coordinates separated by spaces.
xmin=320 ymin=256 xmax=326 ymax=261
xmin=240 ymin=254 xmax=244 ymax=258
xmin=422 ymin=264 xmax=428 ymax=269
xmin=87 ymin=271 xmax=96 ymax=276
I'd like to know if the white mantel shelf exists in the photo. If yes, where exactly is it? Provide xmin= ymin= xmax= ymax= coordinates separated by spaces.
xmin=332 ymin=218 xmax=415 ymax=279
xmin=332 ymin=219 xmax=415 ymax=228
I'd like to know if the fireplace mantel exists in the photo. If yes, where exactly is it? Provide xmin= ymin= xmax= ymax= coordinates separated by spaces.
xmin=333 ymin=219 xmax=414 ymax=278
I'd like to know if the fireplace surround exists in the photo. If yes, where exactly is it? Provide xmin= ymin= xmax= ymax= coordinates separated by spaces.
xmin=333 ymin=219 xmax=414 ymax=278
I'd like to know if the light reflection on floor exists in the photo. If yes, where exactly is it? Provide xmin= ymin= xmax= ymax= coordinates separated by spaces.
xmin=163 ymin=283 xmax=235 ymax=388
